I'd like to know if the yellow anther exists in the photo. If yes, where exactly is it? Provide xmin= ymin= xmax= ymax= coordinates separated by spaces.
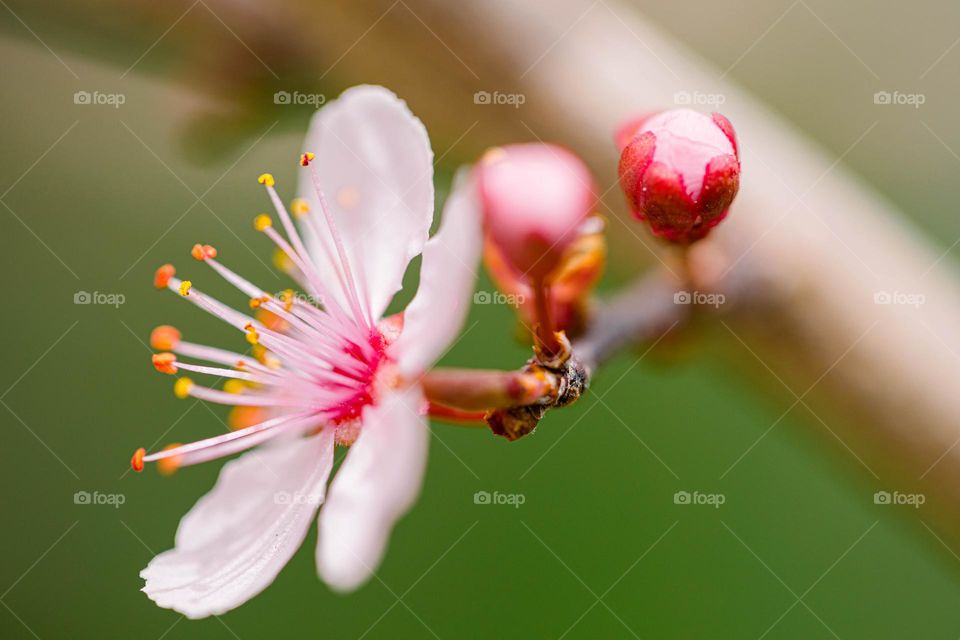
xmin=250 ymin=345 xmax=279 ymax=368
xmin=173 ymin=377 xmax=194 ymax=399
xmin=229 ymin=406 xmax=266 ymax=431
xmin=179 ymin=280 xmax=192 ymax=296
xmin=272 ymin=248 xmax=293 ymax=273
xmin=244 ymin=323 xmax=259 ymax=345
xmin=249 ymin=295 xmax=270 ymax=309
xmin=223 ymin=379 xmax=246 ymax=394
xmin=280 ymin=289 xmax=295 ymax=312
xmin=257 ymin=173 xmax=275 ymax=187
xmin=256 ymin=309 xmax=288 ymax=332
xmin=157 ymin=443 xmax=183 ymax=476
xmin=291 ymin=198 xmax=310 ymax=217
xmin=254 ymin=214 xmax=272 ymax=231
xmin=300 ymin=152 xmax=315 ymax=167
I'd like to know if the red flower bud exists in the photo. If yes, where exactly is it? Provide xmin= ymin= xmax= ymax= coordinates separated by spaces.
xmin=617 ymin=109 xmax=740 ymax=243
xmin=477 ymin=143 xmax=596 ymax=281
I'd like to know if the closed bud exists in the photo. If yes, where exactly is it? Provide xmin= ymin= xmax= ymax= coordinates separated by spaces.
xmin=477 ymin=143 xmax=596 ymax=281
xmin=617 ymin=109 xmax=740 ymax=243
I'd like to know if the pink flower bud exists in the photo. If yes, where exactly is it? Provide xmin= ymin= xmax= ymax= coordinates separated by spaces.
xmin=477 ymin=143 xmax=596 ymax=281
xmin=617 ymin=109 xmax=740 ymax=243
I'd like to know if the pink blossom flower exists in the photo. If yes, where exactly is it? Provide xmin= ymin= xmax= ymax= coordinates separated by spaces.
xmin=617 ymin=109 xmax=740 ymax=243
xmin=476 ymin=143 xmax=596 ymax=281
xmin=133 ymin=86 xmax=482 ymax=618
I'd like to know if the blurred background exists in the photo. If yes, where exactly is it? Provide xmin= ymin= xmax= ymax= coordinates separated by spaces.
xmin=1 ymin=0 xmax=959 ymax=637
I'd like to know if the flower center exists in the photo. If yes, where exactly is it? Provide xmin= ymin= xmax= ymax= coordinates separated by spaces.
xmin=132 ymin=154 xmax=394 ymax=473
xmin=327 ymin=329 xmax=389 ymax=425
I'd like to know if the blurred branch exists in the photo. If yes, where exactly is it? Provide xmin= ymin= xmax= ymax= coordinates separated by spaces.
xmin=1 ymin=0 xmax=530 ymax=160
xmin=574 ymin=269 xmax=688 ymax=373
xmin=394 ymin=0 xmax=960 ymax=551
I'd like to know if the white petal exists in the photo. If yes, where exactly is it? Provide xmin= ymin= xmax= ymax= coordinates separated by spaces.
xmin=141 ymin=430 xmax=335 ymax=619
xmin=391 ymin=171 xmax=482 ymax=376
xmin=316 ymin=385 xmax=428 ymax=592
xmin=298 ymin=85 xmax=434 ymax=321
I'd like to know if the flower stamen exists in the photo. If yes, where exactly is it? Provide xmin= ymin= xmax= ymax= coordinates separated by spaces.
xmin=152 ymin=352 xmax=178 ymax=374
xmin=304 ymin=156 xmax=372 ymax=327
xmin=131 ymin=447 xmax=145 ymax=472
xmin=173 ymin=377 xmax=194 ymax=399
xmin=154 ymin=264 xmax=176 ymax=289
xmin=150 ymin=325 xmax=181 ymax=350
xmin=190 ymin=244 xmax=218 ymax=261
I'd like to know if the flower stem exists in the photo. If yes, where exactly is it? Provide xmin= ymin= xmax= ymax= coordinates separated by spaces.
xmin=427 ymin=402 xmax=489 ymax=426
xmin=421 ymin=367 xmax=558 ymax=411
xmin=425 ymin=265 xmax=711 ymax=439
xmin=531 ymin=276 xmax=562 ymax=357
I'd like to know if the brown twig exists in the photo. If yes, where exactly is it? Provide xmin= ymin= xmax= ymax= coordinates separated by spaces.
xmin=424 ymin=266 xmax=695 ymax=439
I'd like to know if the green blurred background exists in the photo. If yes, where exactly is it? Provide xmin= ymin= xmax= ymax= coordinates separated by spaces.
xmin=2 ymin=1 xmax=960 ymax=637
